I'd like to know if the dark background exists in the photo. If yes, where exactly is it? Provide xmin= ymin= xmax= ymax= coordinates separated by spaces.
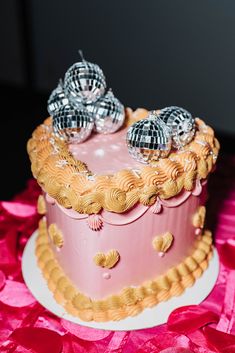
xmin=1 ymin=0 xmax=235 ymax=199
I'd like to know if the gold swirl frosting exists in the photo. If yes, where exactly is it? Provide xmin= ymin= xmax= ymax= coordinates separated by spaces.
xmin=27 ymin=112 xmax=219 ymax=214
xmin=157 ymin=159 xmax=183 ymax=180
xmin=104 ymin=188 xmax=126 ymax=213
xmin=113 ymin=170 xmax=140 ymax=191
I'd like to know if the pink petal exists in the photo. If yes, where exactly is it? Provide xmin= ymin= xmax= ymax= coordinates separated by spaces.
xmin=167 ymin=305 xmax=219 ymax=334
xmin=219 ymin=241 xmax=235 ymax=269
xmin=0 ymin=280 xmax=36 ymax=307
xmin=61 ymin=319 xmax=111 ymax=341
xmin=10 ymin=327 xmax=63 ymax=353
xmin=0 ymin=270 xmax=6 ymax=290
xmin=1 ymin=202 xmax=36 ymax=218
xmin=204 ymin=327 xmax=235 ymax=353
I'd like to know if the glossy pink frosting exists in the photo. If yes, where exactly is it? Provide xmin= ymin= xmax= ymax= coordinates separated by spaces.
xmin=68 ymin=128 xmax=142 ymax=174
xmin=45 ymin=184 xmax=207 ymax=300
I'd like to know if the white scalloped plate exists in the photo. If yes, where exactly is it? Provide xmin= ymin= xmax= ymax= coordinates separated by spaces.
xmin=22 ymin=231 xmax=219 ymax=331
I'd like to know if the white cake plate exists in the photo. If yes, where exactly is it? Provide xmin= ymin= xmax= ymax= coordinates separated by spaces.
xmin=22 ymin=231 xmax=219 ymax=331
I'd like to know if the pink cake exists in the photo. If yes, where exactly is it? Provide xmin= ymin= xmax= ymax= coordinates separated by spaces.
xmin=28 ymin=107 xmax=219 ymax=322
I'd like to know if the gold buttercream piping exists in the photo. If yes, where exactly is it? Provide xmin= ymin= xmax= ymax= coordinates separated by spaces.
xmin=104 ymin=188 xmax=127 ymax=213
xmin=184 ymin=171 xmax=197 ymax=191
xmin=27 ymin=113 xmax=219 ymax=214
xmin=124 ymin=107 xmax=149 ymax=127
xmin=139 ymin=186 xmax=158 ymax=206
xmin=48 ymin=223 xmax=64 ymax=248
xmin=94 ymin=175 xmax=115 ymax=191
xmin=160 ymin=180 xmax=179 ymax=199
xmin=113 ymin=170 xmax=140 ymax=191
xmin=189 ymin=140 xmax=211 ymax=159
xmin=170 ymin=151 xmax=198 ymax=172
xmin=140 ymin=166 xmax=168 ymax=186
xmin=93 ymin=250 xmax=120 ymax=269
xmin=36 ymin=219 xmax=213 ymax=322
xmin=192 ymin=206 xmax=206 ymax=229
xmin=157 ymin=159 xmax=183 ymax=180
xmin=37 ymin=195 xmax=46 ymax=215
xmin=152 ymin=232 xmax=174 ymax=253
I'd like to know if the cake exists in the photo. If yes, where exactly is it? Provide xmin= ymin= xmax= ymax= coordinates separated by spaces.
xmin=27 ymin=57 xmax=219 ymax=322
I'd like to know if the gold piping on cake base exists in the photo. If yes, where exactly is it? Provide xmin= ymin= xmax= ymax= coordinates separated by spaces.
xmin=35 ymin=219 xmax=213 ymax=322
xmin=48 ymin=223 xmax=64 ymax=248
xmin=192 ymin=206 xmax=206 ymax=229
xmin=37 ymin=195 xmax=46 ymax=215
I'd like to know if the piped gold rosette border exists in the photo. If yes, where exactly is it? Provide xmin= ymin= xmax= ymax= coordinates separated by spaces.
xmin=27 ymin=109 xmax=220 ymax=214
xmin=36 ymin=218 xmax=213 ymax=322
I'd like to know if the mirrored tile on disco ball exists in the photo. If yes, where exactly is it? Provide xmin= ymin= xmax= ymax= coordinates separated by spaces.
xmin=64 ymin=61 xmax=106 ymax=105
xmin=47 ymin=80 xmax=69 ymax=116
xmin=87 ymin=90 xmax=125 ymax=134
xmin=157 ymin=106 xmax=195 ymax=148
xmin=52 ymin=104 xmax=94 ymax=144
xmin=126 ymin=114 xmax=172 ymax=164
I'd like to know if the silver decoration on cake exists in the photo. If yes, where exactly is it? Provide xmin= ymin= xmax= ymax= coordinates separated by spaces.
xmin=47 ymin=79 xmax=69 ymax=116
xmin=52 ymin=103 xmax=94 ymax=143
xmin=157 ymin=106 xmax=195 ymax=149
xmin=64 ymin=52 xmax=106 ymax=105
xmin=126 ymin=112 xmax=172 ymax=164
xmin=87 ymin=90 xmax=125 ymax=134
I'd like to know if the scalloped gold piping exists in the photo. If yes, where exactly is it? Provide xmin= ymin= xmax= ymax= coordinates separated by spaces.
xmin=36 ymin=218 xmax=213 ymax=322
xmin=192 ymin=206 xmax=206 ymax=229
xmin=27 ymin=111 xmax=219 ymax=214
xmin=37 ymin=195 xmax=46 ymax=215
xmin=48 ymin=223 xmax=64 ymax=248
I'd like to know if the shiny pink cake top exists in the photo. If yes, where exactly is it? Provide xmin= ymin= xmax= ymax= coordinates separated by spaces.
xmin=68 ymin=127 xmax=142 ymax=174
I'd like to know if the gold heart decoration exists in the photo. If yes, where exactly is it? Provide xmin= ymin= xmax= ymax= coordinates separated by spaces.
xmin=93 ymin=250 xmax=120 ymax=269
xmin=152 ymin=232 xmax=174 ymax=254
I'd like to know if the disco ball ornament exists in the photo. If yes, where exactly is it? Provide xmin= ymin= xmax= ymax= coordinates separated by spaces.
xmin=52 ymin=103 xmax=94 ymax=143
xmin=126 ymin=112 xmax=172 ymax=164
xmin=47 ymin=80 xmax=69 ymax=116
xmin=87 ymin=90 xmax=125 ymax=134
xmin=157 ymin=106 xmax=195 ymax=149
xmin=64 ymin=57 xmax=106 ymax=105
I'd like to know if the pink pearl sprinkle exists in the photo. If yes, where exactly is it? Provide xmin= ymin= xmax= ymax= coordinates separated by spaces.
xmin=103 ymin=273 xmax=111 ymax=280
xmin=195 ymin=228 xmax=202 ymax=236
xmin=158 ymin=252 xmax=165 ymax=258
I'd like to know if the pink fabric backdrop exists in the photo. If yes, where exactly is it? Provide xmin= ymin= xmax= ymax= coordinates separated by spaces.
xmin=0 ymin=155 xmax=235 ymax=353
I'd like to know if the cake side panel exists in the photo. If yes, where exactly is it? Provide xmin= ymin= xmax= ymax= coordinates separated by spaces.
xmin=44 ymin=186 xmax=207 ymax=300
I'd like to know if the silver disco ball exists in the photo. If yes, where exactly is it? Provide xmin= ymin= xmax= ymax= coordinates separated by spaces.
xmin=87 ymin=90 xmax=125 ymax=134
xmin=64 ymin=60 xmax=106 ymax=105
xmin=52 ymin=103 xmax=94 ymax=143
xmin=126 ymin=112 xmax=172 ymax=164
xmin=157 ymin=106 xmax=195 ymax=149
xmin=47 ymin=80 xmax=69 ymax=116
